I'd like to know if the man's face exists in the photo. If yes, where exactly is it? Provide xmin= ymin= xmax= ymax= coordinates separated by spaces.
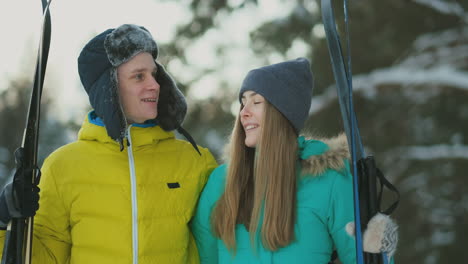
xmin=117 ymin=52 xmax=160 ymax=124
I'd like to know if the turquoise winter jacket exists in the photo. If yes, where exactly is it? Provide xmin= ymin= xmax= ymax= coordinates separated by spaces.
xmin=192 ymin=134 xmax=359 ymax=264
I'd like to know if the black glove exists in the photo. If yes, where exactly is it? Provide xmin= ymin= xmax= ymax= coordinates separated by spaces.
xmin=0 ymin=148 xmax=41 ymax=229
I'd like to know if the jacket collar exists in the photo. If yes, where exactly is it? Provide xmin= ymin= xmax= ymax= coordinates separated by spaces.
xmin=78 ymin=111 xmax=175 ymax=148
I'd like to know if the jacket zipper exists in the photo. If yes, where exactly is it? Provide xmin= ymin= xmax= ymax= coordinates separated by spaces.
xmin=127 ymin=126 xmax=139 ymax=264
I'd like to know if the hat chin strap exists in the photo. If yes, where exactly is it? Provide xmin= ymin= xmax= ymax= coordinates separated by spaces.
xmin=176 ymin=126 xmax=201 ymax=156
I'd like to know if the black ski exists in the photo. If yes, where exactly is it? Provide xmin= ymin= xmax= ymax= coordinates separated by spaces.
xmin=1 ymin=1 xmax=52 ymax=263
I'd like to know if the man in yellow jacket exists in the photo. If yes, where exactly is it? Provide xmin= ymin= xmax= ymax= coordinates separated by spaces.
xmin=0 ymin=24 xmax=218 ymax=263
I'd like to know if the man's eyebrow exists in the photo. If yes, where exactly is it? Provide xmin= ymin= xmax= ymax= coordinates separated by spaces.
xmin=130 ymin=66 xmax=157 ymax=74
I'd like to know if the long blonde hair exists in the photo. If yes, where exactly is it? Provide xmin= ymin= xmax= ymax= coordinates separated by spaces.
xmin=211 ymin=100 xmax=298 ymax=252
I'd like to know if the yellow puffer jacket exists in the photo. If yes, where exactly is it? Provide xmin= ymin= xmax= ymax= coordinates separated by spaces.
xmin=0 ymin=113 xmax=218 ymax=264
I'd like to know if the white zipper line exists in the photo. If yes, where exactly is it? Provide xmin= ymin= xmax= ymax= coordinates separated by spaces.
xmin=127 ymin=126 xmax=139 ymax=264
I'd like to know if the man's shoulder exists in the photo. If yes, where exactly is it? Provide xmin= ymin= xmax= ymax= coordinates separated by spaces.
xmin=42 ymin=140 xmax=92 ymax=165
xmin=164 ymin=138 xmax=216 ymax=160
xmin=162 ymin=137 xmax=205 ymax=152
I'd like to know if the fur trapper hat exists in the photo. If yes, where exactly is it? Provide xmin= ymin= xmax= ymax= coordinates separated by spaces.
xmin=77 ymin=24 xmax=187 ymax=145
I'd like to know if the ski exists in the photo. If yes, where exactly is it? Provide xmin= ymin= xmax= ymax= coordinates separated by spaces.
xmin=321 ymin=0 xmax=399 ymax=263
xmin=1 ymin=1 xmax=52 ymax=263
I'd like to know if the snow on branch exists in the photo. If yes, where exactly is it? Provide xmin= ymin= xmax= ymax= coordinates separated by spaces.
xmin=401 ymin=144 xmax=468 ymax=160
xmin=354 ymin=66 xmax=468 ymax=93
xmin=413 ymin=0 xmax=466 ymax=20
xmin=309 ymin=65 xmax=468 ymax=114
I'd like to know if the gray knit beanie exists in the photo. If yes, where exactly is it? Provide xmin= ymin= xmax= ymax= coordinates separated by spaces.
xmin=239 ymin=57 xmax=314 ymax=133
xmin=78 ymin=24 xmax=187 ymax=145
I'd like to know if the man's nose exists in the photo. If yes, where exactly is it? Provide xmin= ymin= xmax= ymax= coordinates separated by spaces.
xmin=147 ymin=76 xmax=160 ymax=91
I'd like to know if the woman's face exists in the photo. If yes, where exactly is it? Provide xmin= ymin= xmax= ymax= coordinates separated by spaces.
xmin=240 ymin=91 xmax=266 ymax=147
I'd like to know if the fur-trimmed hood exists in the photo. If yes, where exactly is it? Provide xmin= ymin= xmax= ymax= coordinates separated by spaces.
xmin=222 ymin=133 xmax=350 ymax=176
xmin=299 ymin=133 xmax=350 ymax=176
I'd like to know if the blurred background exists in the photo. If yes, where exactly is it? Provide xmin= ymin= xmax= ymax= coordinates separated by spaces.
xmin=0 ymin=0 xmax=467 ymax=263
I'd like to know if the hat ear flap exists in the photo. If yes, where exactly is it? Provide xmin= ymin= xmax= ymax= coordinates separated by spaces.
xmin=155 ymin=61 xmax=187 ymax=131
xmin=89 ymin=68 xmax=127 ymax=143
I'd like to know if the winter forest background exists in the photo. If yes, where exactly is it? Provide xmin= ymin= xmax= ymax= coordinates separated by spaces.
xmin=0 ymin=0 xmax=467 ymax=263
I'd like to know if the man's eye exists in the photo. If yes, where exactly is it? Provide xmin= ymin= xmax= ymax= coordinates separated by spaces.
xmin=135 ymin=73 xmax=144 ymax=81
xmin=254 ymin=101 xmax=263 ymax=104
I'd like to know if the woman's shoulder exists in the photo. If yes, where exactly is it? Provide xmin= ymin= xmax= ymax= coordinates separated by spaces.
xmin=210 ymin=164 xmax=228 ymax=181
xmin=202 ymin=164 xmax=228 ymax=195
xmin=297 ymin=134 xmax=354 ymax=214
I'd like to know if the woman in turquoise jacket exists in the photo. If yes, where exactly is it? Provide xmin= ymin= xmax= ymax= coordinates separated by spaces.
xmin=192 ymin=58 xmax=397 ymax=264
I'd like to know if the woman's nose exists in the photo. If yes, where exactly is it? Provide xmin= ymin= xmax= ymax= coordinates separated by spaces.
xmin=240 ymin=105 xmax=251 ymax=117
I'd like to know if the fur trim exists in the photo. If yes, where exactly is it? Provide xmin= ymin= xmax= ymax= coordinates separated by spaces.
xmin=108 ymin=68 xmax=128 ymax=144
xmin=300 ymin=133 xmax=349 ymax=176
xmin=221 ymin=133 xmax=349 ymax=169
xmin=155 ymin=62 xmax=187 ymax=131
xmin=365 ymin=213 xmax=398 ymax=259
xmin=104 ymin=24 xmax=158 ymax=67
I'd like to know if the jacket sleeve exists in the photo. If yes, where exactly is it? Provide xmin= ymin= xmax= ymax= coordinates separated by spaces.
xmin=191 ymin=165 xmax=227 ymax=264
xmin=0 ymin=156 xmax=71 ymax=263
xmin=32 ymin=155 xmax=72 ymax=263
xmin=327 ymin=162 xmax=357 ymax=264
